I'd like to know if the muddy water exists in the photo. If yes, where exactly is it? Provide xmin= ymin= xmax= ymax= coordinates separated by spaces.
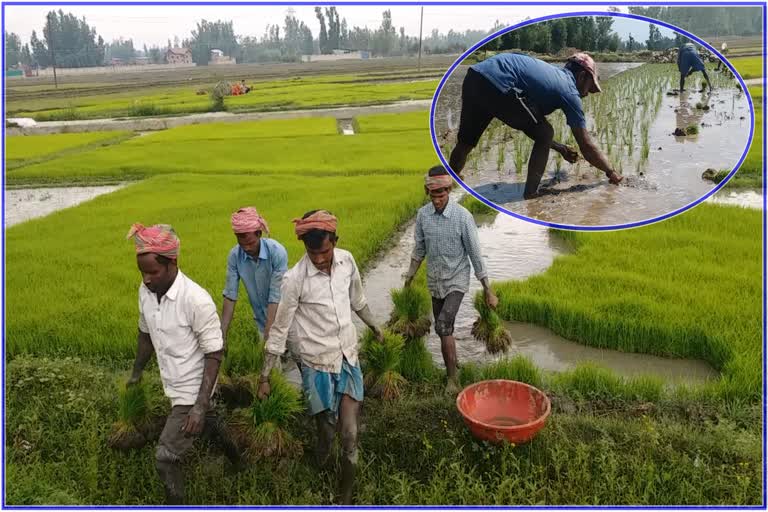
xmin=356 ymin=195 xmax=717 ymax=384
xmin=708 ymin=189 xmax=763 ymax=209
xmin=435 ymin=64 xmax=753 ymax=227
xmin=5 ymin=184 xmax=128 ymax=227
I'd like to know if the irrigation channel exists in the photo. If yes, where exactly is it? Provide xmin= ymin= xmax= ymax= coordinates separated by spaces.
xmin=7 ymin=182 xmax=761 ymax=383
xmin=434 ymin=63 xmax=753 ymax=226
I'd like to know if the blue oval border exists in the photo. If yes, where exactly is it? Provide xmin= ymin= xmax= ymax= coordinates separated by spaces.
xmin=429 ymin=10 xmax=756 ymax=231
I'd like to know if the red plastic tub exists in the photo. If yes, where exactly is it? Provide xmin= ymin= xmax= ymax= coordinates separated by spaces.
xmin=456 ymin=379 xmax=551 ymax=444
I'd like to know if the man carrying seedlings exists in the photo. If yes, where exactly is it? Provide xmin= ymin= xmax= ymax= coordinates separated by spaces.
xmin=256 ymin=210 xmax=385 ymax=505
xmin=221 ymin=207 xmax=288 ymax=344
xmin=126 ymin=223 xmax=238 ymax=505
xmin=402 ymin=165 xmax=499 ymax=394
xmin=678 ymin=42 xmax=713 ymax=92
xmin=449 ymin=52 xmax=623 ymax=198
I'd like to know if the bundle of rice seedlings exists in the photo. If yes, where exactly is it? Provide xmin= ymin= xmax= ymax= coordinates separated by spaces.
xmin=399 ymin=337 xmax=438 ymax=383
xmin=231 ymin=372 xmax=303 ymax=460
xmin=108 ymin=378 xmax=150 ymax=451
xmin=361 ymin=330 xmax=407 ymax=400
xmin=219 ymin=332 xmax=264 ymax=408
xmin=470 ymin=292 xmax=513 ymax=354
xmin=386 ymin=286 xmax=432 ymax=339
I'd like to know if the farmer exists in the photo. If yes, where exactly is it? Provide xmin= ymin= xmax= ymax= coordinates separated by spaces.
xmin=257 ymin=210 xmax=384 ymax=505
xmin=678 ymin=42 xmax=713 ymax=92
xmin=449 ymin=52 xmax=623 ymax=199
xmin=715 ymin=42 xmax=728 ymax=72
xmin=126 ymin=223 xmax=237 ymax=505
xmin=402 ymin=166 xmax=499 ymax=394
xmin=221 ymin=207 xmax=288 ymax=343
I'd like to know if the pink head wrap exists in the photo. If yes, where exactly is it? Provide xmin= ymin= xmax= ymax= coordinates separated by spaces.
xmin=425 ymin=174 xmax=453 ymax=191
xmin=231 ymin=207 xmax=270 ymax=235
xmin=126 ymin=223 xmax=180 ymax=259
xmin=292 ymin=210 xmax=338 ymax=238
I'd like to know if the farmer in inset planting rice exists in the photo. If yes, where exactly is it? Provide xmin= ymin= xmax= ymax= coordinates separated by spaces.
xmin=126 ymin=223 xmax=239 ymax=505
xmin=449 ymin=52 xmax=623 ymax=198
xmin=221 ymin=207 xmax=288 ymax=344
xmin=678 ymin=42 xmax=713 ymax=93
xmin=257 ymin=210 xmax=385 ymax=505
xmin=402 ymin=166 xmax=499 ymax=394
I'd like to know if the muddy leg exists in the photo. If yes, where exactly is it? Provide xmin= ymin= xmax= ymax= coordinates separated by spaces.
xmin=338 ymin=395 xmax=360 ymax=505
xmin=156 ymin=448 xmax=185 ymax=505
xmin=314 ymin=411 xmax=336 ymax=469
xmin=449 ymin=142 xmax=474 ymax=178
xmin=522 ymin=120 xmax=554 ymax=199
xmin=433 ymin=292 xmax=464 ymax=393
xmin=203 ymin=409 xmax=243 ymax=471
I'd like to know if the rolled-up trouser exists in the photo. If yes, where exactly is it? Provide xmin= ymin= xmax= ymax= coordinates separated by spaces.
xmin=432 ymin=291 xmax=465 ymax=337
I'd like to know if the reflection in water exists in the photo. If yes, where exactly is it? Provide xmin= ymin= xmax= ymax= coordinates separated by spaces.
xmin=5 ymin=185 xmax=128 ymax=227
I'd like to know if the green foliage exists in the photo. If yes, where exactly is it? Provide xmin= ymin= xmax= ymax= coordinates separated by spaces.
xmin=471 ymin=292 xmax=512 ymax=354
xmin=361 ymin=330 xmax=407 ymax=400
xmin=387 ymin=286 xmax=432 ymax=339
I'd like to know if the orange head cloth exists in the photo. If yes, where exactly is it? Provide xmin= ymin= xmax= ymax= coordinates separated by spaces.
xmin=292 ymin=210 xmax=338 ymax=239
xmin=231 ymin=207 xmax=270 ymax=235
xmin=126 ymin=223 xmax=180 ymax=259
xmin=425 ymin=174 xmax=453 ymax=191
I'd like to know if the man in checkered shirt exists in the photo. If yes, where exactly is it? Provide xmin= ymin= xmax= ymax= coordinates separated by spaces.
xmin=403 ymin=165 xmax=499 ymax=394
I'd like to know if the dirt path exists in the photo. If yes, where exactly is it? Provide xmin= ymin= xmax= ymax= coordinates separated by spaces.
xmin=7 ymin=100 xmax=432 ymax=136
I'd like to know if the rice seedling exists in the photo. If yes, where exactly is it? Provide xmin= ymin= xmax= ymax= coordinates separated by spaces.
xmin=6 ymin=173 xmax=426 ymax=359
xmin=221 ymin=331 xmax=264 ymax=378
xmin=398 ymin=337 xmax=438 ymax=383
xmin=6 ymin=131 xmax=133 ymax=170
xmin=107 ymin=378 xmax=150 ymax=451
xmin=470 ymin=291 xmax=512 ymax=354
xmin=361 ymin=329 xmax=407 ymax=400
xmin=458 ymin=355 xmax=542 ymax=388
xmin=686 ymin=124 xmax=700 ymax=135
xmin=460 ymin=194 xmax=497 ymax=216
xmin=230 ymin=371 xmax=304 ymax=460
xmin=386 ymin=286 xmax=432 ymax=339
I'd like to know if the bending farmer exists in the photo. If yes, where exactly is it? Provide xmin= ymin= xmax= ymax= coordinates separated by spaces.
xmin=678 ymin=43 xmax=713 ymax=92
xmin=450 ymin=52 xmax=623 ymax=198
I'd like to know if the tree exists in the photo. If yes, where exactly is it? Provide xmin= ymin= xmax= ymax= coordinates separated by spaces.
xmin=595 ymin=16 xmax=614 ymax=51
xmin=627 ymin=33 xmax=635 ymax=52
xmin=300 ymin=23 xmax=314 ymax=56
xmin=106 ymin=38 xmax=136 ymax=62
xmin=550 ymin=19 xmax=568 ymax=53
xmin=20 ymin=44 xmax=33 ymax=66
xmin=646 ymin=24 xmax=662 ymax=50
xmin=315 ymin=7 xmax=329 ymax=54
xmin=373 ymin=9 xmax=396 ymax=56
xmin=5 ymin=31 xmax=22 ymax=69
xmin=326 ymin=7 xmax=340 ymax=51
xmin=187 ymin=19 xmax=238 ymax=65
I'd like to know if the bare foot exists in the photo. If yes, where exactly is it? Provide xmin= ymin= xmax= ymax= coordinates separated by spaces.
xmin=445 ymin=377 xmax=461 ymax=395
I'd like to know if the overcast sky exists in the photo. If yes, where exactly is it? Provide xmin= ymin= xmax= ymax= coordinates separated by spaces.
xmin=5 ymin=4 xmax=676 ymax=48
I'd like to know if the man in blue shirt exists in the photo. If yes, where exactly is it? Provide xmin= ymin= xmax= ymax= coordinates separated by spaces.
xmin=449 ymin=52 xmax=623 ymax=199
xmin=221 ymin=207 xmax=288 ymax=346
xmin=678 ymin=43 xmax=712 ymax=93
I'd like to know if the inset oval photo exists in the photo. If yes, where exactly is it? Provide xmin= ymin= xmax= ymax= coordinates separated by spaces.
xmin=432 ymin=14 xmax=754 ymax=228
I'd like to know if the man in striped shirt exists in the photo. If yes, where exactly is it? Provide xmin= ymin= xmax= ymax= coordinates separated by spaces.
xmin=403 ymin=166 xmax=499 ymax=393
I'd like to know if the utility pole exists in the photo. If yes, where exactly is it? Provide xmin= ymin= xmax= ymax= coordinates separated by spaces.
xmin=417 ymin=6 xmax=424 ymax=72
xmin=46 ymin=13 xmax=58 ymax=89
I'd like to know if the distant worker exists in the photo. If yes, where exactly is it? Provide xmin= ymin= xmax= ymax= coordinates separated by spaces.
xmin=241 ymin=79 xmax=251 ymax=94
xmin=449 ymin=52 xmax=623 ymax=199
xmin=715 ymin=42 xmax=729 ymax=72
xmin=678 ymin=43 xmax=713 ymax=92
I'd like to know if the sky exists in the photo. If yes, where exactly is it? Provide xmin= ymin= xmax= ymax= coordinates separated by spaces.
xmin=5 ymin=4 xmax=676 ymax=49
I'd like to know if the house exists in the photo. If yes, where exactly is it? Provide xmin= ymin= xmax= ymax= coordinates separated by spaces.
xmin=166 ymin=47 xmax=193 ymax=65
xmin=209 ymin=48 xmax=236 ymax=65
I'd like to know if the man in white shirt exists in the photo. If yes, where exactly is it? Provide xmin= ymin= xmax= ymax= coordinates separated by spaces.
xmin=126 ymin=223 xmax=230 ymax=505
xmin=257 ymin=210 xmax=384 ymax=505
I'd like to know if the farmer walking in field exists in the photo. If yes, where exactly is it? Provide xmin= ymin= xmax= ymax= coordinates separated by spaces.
xmin=449 ymin=52 xmax=623 ymax=198
xmin=678 ymin=42 xmax=713 ymax=92
xmin=221 ymin=207 xmax=288 ymax=344
xmin=256 ymin=210 xmax=385 ymax=505
xmin=126 ymin=223 xmax=239 ymax=505
xmin=402 ymin=166 xmax=499 ymax=394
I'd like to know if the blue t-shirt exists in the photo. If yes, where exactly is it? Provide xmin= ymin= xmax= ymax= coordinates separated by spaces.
xmin=470 ymin=53 xmax=587 ymax=128
xmin=678 ymin=45 xmax=705 ymax=74
xmin=222 ymin=237 xmax=288 ymax=333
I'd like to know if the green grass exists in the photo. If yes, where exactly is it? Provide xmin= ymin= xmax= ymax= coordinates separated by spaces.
xmin=460 ymin=194 xmax=498 ymax=215
xmin=355 ymin=111 xmax=430 ymax=133
xmin=6 ymin=355 xmax=761 ymax=505
xmin=10 ymin=118 xmax=435 ymax=184
xmin=133 ymin=117 xmax=339 ymax=143
xmin=494 ymin=204 xmax=761 ymax=402
xmin=723 ymin=86 xmax=762 ymax=188
xmin=11 ymin=76 xmax=438 ymax=121
xmin=730 ymin=56 xmax=762 ymax=80
xmin=6 ymin=131 xmax=133 ymax=169
xmin=6 ymin=173 xmax=426 ymax=360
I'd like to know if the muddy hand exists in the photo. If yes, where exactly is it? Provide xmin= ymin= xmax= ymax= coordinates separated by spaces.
xmin=607 ymin=170 xmax=624 ymax=186
xmin=485 ymin=290 xmax=499 ymax=310
xmin=561 ymin=146 xmax=579 ymax=163
xmin=181 ymin=403 xmax=207 ymax=437
xmin=257 ymin=381 xmax=271 ymax=400
xmin=126 ymin=373 xmax=141 ymax=387
xmin=373 ymin=326 xmax=385 ymax=343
